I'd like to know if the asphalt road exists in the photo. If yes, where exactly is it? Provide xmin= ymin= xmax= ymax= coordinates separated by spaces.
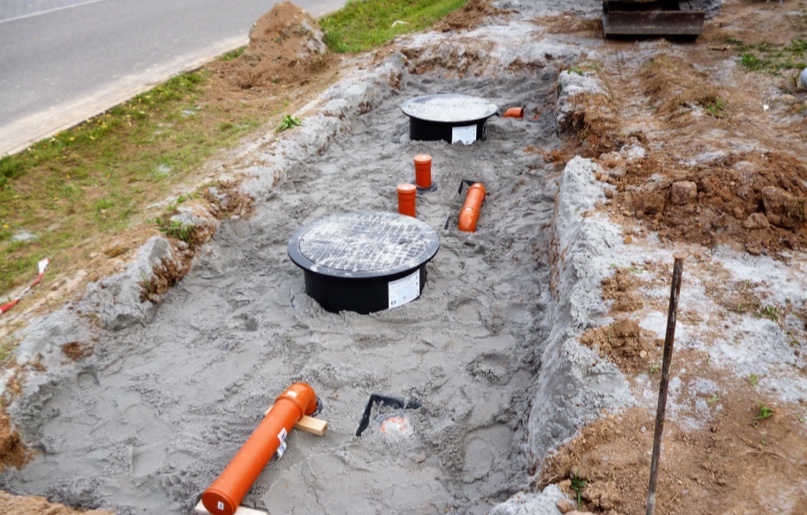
xmin=0 ymin=0 xmax=345 ymax=156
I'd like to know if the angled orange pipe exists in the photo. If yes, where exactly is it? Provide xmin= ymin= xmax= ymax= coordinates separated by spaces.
xmin=201 ymin=383 xmax=318 ymax=515
xmin=458 ymin=183 xmax=486 ymax=232
xmin=503 ymin=107 xmax=524 ymax=118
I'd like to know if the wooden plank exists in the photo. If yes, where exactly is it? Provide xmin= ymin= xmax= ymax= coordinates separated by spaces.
xmin=263 ymin=406 xmax=328 ymax=436
xmin=194 ymin=500 xmax=267 ymax=515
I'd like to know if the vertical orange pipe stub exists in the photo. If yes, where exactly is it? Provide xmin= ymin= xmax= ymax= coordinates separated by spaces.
xmin=201 ymin=383 xmax=317 ymax=515
xmin=413 ymin=154 xmax=432 ymax=189
xmin=503 ymin=107 xmax=524 ymax=118
xmin=397 ymin=183 xmax=417 ymax=217
xmin=458 ymin=183 xmax=486 ymax=233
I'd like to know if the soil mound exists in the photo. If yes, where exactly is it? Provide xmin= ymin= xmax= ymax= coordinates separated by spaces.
xmin=0 ymin=491 xmax=114 ymax=515
xmin=211 ymin=1 xmax=331 ymax=90
xmin=437 ymin=0 xmax=508 ymax=32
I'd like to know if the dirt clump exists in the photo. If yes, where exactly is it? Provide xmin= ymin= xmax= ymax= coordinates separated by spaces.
xmin=437 ymin=0 xmax=509 ymax=32
xmin=580 ymin=319 xmax=661 ymax=375
xmin=0 ymin=409 xmax=30 ymax=473
xmin=601 ymin=267 xmax=646 ymax=313
xmin=60 ymin=341 xmax=94 ymax=361
xmin=0 ymin=491 xmax=114 ymax=515
xmin=208 ymin=1 xmax=335 ymax=91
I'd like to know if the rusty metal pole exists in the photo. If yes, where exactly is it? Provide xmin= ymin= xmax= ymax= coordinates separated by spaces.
xmin=646 ymin=252 xmax=686 ymax=515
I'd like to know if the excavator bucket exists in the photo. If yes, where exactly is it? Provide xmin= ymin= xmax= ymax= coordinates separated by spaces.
xmin=603 ymin=0 xmax=705 ymax=38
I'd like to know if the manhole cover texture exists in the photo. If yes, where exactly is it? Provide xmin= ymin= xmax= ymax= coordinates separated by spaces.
xmin=289 ymin=212 xmax=440 ymax=278
xmin=401 ymin=94 xmax=497 ymax=124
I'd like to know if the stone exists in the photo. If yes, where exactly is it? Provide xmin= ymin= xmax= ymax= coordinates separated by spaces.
xmin=557 ymin=499 xmax=574 ymax=513
xmin=742 ymin=212 xmax=770 ymax=230
xmin=670 ymin=181 xmax=698 ymax=205
xmin=761 ymin=186 xmax=805 ymax=228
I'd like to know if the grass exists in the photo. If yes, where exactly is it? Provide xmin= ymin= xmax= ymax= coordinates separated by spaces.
xmin=320 ymin=0 xmax=469 ymax=53
xmin=755 ymin=402 xmax=775 ymax=420
xmin=727 ymin=37 xmax=807 ymax=76
xmin=0 ymin=70 xmax=266 ymax=295
xmin=570 ymin=472 xmax=588 ymax=507
xmin=276 ymin=115 xmax=303 ymax=133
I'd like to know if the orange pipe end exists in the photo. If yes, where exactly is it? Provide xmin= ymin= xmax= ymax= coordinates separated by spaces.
xmin=458 ymin=183 xmax=486 ymax=233
xmin=414 ymin=154 xmax=432 ymax=189
xmin=503 ymin=107 xmax=524 ymax=119
xmin=397 ymin=183 xmax=417 ymax=217
xmin=201 ymin=383 xmax=317 ymax=515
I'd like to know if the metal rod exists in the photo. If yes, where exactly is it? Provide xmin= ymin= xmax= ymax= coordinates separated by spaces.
xmin=646 ymin=251 xmax=686 ymax=515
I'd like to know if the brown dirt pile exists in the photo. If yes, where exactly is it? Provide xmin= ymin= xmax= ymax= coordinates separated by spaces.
xmin=436 ymin=0 xmax=509 ymax=32
xmin=209 ymin=0 xmax=334 ymax=91
xmin=0 ymin=408 xmax=30 ymax=473
xmin=0 ymin=491 xmax=114 ymax=515
xmin=580 ymin=319 xmax=661 ymax=375
xmin=539 ymin=391 xmax=807 ymax=515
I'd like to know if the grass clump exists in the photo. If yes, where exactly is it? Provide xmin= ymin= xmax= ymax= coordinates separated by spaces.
xmin=276 ymin=115 xmax=303 ymax=133
xmin=727 ymin=37 xmax=807 ymax=76
xmin=755 ymin=402 xmax=775 ymax=420
xmin=320 ymin=0 xmax=468 ymax=53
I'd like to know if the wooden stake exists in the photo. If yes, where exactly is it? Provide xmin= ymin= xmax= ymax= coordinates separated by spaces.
xmin=646 ymin=252 xmax=686 ymax=515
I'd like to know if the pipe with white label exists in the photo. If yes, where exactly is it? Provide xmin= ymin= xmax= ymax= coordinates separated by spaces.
xmin=201 ymin=383 xmax=318 ymax=515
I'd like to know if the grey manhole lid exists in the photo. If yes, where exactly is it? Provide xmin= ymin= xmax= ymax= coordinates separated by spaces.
xmin=288 ymin=212 xmax=440 ymax=279
xmin=400 ymin=94 xmax=498 ymax=124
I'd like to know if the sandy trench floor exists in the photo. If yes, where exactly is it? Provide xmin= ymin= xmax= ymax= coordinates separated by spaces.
xmin=0 ymin=69 xmax=562 ymax=514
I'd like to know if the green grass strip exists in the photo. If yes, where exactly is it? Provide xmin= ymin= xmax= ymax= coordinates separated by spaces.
xmin=321 ymin=0 xmax=469 ymax=53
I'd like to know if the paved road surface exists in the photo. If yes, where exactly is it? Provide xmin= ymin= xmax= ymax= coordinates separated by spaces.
xmin=0 ymin=0 xmax=345 ymax=156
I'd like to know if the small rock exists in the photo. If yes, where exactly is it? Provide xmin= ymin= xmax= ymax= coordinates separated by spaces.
xmin=556 ymin=499 xmax=574 ymax=514
xmin=670 ymin=181 xmax=697 ymax=205
xmin=742 ymin=212 xmax=770 ymax=230
xmin=780 ymin=94 xmax=797 ymax=105
xmin=641 ymin=426 xmax=647 ymax=433
xmin=761 ymin=186 xmax=804 ymax=228
xmin=604 ymin=189 xmax=615 ymax=199
xmin=89 ymin=252 xmax=99 ymax=259
xmin=639 ymin=350 xmax=647 ymax=359
xmin=624 ymin=235 xmax=633 ymax=244
xmin=415 ymin=452 xmax=427 ymax=464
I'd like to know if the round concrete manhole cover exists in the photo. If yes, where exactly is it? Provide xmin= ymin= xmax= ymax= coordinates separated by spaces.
xmin=288 ymin=212 xmax=440 ymax=313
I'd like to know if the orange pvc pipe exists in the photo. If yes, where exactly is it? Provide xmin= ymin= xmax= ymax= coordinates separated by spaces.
xmin=503 ymin=107 xmax=524 ymax=119
xmin=201 ymin=383 xmax=318 ymax=515
xmin=397 ymin=183 xmax=417 ymax=217
xmin=458 ymin=183 xmax=486 ymax=233
xmin=414 ymin=154 xmax=432 ymax=189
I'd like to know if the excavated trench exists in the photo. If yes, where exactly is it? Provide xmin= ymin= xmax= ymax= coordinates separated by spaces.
xmin=1 ymin=61 xmax=575 ymax=513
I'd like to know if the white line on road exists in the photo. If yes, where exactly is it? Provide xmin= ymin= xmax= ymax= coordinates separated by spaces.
xmin=0 ymin=0 xmax=105 ymax=25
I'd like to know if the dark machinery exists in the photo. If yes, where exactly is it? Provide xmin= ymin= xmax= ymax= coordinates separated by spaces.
xmin=602 ymin=0 xmax=705 ymax=39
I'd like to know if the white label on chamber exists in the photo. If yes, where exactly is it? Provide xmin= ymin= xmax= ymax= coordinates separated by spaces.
xmin=388 ymin=270 xmax=420 ymax=309
xmin=218 ymin=501 xmax=225 ymax=511
xmin=451 ymin=124 xmax=476 ymax=145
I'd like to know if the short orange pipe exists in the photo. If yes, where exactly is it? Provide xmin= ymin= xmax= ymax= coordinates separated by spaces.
xmin=414 ymin=154 xmax=432 ymax=189
xmin=503 ymin=107 xmax=524 ymax=119
xmin=397 ymin=183 xmax=417 ymax=217
xmin=201 ymin=383 xmax=318 ymax=515
xmin=458 ymin=183 xmax=486 ymax=233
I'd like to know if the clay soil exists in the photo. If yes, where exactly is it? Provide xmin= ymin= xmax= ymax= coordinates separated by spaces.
xmin=2 ymin=1 xmax=807 ymax=513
